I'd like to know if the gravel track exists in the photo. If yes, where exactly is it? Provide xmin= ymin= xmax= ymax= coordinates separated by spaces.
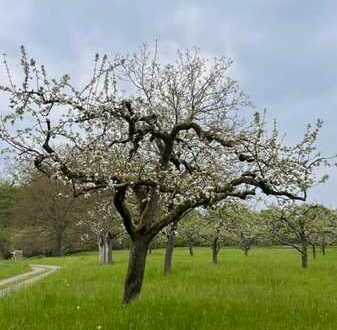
xmin=0 ymin=264 xmax=60 ymax=298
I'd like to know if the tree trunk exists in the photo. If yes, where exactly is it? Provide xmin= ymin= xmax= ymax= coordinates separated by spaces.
xmin=188 ymin=241 xmax=194 ymax=256
xmin=98 ymin=233 xmax=113 ymax=264
xmin=244 ymin=247 xmax=249 ymax=256
xmin=106 ymin=234 xmax=113 ymax=263
xmin=301 ymin=246 xmax=308 ymax=268
xmin=98 ymin=239 xmax=104 ymax=263
xmin=164 ymin=224 xmax=176 ymax=275
xmin=312 ymin=245 xmax=316 ymax=259
xmin=148 ymin=242 xmax=153 ymax=255
xmin=55 ymin=231 xmax=65 ymax=257
xmin=321 ymin=243 xmax=326 ymax=256
xmin=321 ymin=234 xmax=327 ymax=255
xmin=123 ymin=238 xmax=149 ymax=304
xmin=212 ymin=237 xmax=220 ymax=264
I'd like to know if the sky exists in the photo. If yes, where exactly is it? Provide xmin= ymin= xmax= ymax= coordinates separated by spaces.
xmin=1 ymin=0 xmax=337 ymax=206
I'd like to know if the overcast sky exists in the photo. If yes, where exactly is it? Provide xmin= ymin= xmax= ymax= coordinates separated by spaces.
xmin=1 ymin=1 xmax=337 ymax=206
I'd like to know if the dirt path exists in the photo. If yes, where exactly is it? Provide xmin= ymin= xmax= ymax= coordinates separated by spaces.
xmin=0 ymin=264 xmax=60 ymax=298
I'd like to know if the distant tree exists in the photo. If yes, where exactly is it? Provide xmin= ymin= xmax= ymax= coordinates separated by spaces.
xmin=163 ymin=222 xmax=178 ymax=275
xmin=266 ymin=204 xmax=334 ymax=268
xmin=0 ymin=45 xmax=330 ymax=303
xmin=177 ymin=210 xmax=206 ymax=256
xmin=306 ymin=207 xmax=337 ymax=258
xmin=79 ymin=196 xmax=126 ymax=264
xmin=12 ymin=174 xmax=86 ymax=256
xmin=163 ymin=210 xmax=209 ymax=275
xmin=205 ymin=202 xmax=260 ymax=263
xmin=222 ymin=205 xmax=265 ymax=256
xmin=205 ymin=207 xmax=232 ymax=265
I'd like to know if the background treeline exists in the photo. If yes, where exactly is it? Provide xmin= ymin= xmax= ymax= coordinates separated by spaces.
xmin=1 ymin=171 xmax=337 ymax=266
xmin=0 ymin=171 xmax=128 ymax=258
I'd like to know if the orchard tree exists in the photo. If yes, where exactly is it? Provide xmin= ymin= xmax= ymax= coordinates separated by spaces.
xmin=209 ymin=216 xmax=225 ymax=265
xmin=79 ymin=196 xmax=126 ymax=264
xmin=0 ymin=45 xmax=330 ymax=303
xmin=163 ymin=221 xmax=178 ymax=275
xmin=164 ymin=210 xmax=206 ymax=274
xmin=306 ymin=207 xmax=337 ymax=257
xmin=206 ymin=202 xmax=262 ymax=262
xmin=205 ymin=208 xmax=229 ymax=264
xmin=176 ymin=210 xmax=206 ymax=256
xmin=148 ymin=221 xmax=179 ymax=274
xmin=225 ymin=205 xmax=266 ymax=256
xmin=266 ymin=204 xmax=333 ymax=268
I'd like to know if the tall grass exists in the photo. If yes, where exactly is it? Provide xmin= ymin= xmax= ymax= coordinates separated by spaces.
xmin=0 ymin=247 xmax=336 ymax=330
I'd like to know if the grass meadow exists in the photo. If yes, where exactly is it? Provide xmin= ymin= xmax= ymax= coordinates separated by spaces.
xmin=0 ymin=260 xmax=30 ymax=281
xmin=0 ymin=247 xmax=336 ymax=330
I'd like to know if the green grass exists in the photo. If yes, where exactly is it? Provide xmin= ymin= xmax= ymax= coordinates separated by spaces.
xmin=0 ymin=247 xmax=336 ymax=330
xmin=0 ymin=260 xmax=30 ymax=281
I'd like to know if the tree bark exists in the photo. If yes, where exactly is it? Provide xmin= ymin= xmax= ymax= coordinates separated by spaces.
xmin=98 ymin=233 xmax=113 ymax=264
xmin=164 ymin=224 xmax=176 ymax=275
xmin=212 ymin=237 xmax=220 ymax=264
xmin=312 ymin=245 xmax=316 ymax=259
xmin=55 ymin=231 xmax=65 ymax=257
xmin=148 ymin=242 xmax=153 ymax=255
xmin=98 ymin=239 xmax=104 ymax=264
xmin=301 ymin=246 xmax=308 ymax=268
xmin=123 ymin=238 xmax=149 ymax=304
xmin=106 ymin=234 xmax=113 ymax=263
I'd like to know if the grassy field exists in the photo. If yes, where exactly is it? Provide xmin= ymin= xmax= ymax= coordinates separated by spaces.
xmin=0 ymin=247 xmax=336 ymax=330
xmin=0 ymin=260 xmax=30 ymax=281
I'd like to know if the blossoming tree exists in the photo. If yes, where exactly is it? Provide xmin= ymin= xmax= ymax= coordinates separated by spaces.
xmin=176 ymin=210 xmax=206 ymax=256
xmin=0 ymin=45 xmax=329 ymax=303
xmin=266 ymin=204 xmax=337 ymax=267
xmin=79 ymin=196 xmax=126 ymax=264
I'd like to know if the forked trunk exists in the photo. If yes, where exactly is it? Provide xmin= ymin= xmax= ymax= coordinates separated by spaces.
xmin=212 ymin=237 xmax=220 ymax=264
xmin=98 ymin=233 xmax=113 ymax=264
xmin=123 ymin=238 xmax=149 ymax=304
xmin=301 ymin=246 xmax=308 ymax=268
xmin=164 ymin=224 xmax=176 ymax=275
